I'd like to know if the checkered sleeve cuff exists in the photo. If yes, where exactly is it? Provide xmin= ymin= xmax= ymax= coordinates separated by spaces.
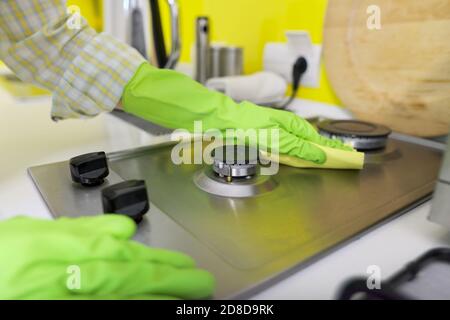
xmin=0 ymin=0 xmax=146 ymax=120
xmin=51 ymin=32 xmax=146 ymax=120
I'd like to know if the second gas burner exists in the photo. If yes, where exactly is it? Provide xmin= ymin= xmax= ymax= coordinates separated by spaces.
xmin=318 ymin=120 xmax=392 ymax=151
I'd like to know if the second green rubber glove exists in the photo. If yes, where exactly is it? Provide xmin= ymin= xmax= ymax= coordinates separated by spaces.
xmin=0 ymin=216 xmax=215 ymax=300
xmin=122 ymin=63 xmax=353 ymax=164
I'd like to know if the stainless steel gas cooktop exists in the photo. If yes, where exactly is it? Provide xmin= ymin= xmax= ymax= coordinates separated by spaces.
xmin=28 ymin=120 xmax=445 ymax=299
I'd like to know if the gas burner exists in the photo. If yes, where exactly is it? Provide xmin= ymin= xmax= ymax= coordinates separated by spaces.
xmin=194 ymin=145 xmax=278 ymax=198
xmin=317 ymin=120 xmax=392 ymax=151
xmin=212 ymin=145 xmax=258 ymax=182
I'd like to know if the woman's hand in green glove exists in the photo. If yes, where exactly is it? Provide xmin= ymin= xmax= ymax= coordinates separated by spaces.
xmin=0 ymin=215 xmax=215 ymax=300
xmin=122 ymin=63 xmax=353 ymax=164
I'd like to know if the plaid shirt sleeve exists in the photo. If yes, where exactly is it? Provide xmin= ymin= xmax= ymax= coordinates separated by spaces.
xmin=0 ymin=0 xmax=145 ymax=120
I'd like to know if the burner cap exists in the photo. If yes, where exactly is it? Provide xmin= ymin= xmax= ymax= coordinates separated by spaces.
xmin=212 ymin=145 xmax=259 ymax=181
xmin=317 ymin=120 xmax=392 ymax=150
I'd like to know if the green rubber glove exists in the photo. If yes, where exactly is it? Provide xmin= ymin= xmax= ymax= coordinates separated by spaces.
xmin=122 ymin=63 xmax=353 ymax=164
xmin=0 ymin=216 xmax=215 ymax=300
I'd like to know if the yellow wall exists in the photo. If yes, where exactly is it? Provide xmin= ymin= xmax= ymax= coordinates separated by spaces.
xmin=190 ymin=0 xmax=340 ymax=105
xmin=67 ymin=0 xmax=103 ymax=31
xmin=72 ymin=0 xmax=341 ymax=105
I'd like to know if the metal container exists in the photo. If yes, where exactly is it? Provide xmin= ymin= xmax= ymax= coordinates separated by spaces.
xmin=208 ymin=45 xmax=224 ymax=78
xmin=220 ymin=46 xmax=243 ymax=76
xmin=194 ymin=17 xmax=210 ymax=84
xmin=209 ymin=45 xmax=244 ymax=78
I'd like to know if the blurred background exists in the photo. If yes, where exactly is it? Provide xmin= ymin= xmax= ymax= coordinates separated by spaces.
xmin=1 ymin=0 xmax=448 ymax=138
xmin=66 ymin=0 xmax=339 ymax=105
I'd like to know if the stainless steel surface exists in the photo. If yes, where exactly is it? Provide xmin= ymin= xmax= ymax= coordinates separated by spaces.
xmin=363 ymin=142 xmax=402 ymax=164
xmin=111 ymin=110 xmax=172 ymax=136
xmin=164 ymin=0 xmax=181 ymax=69
xmin=130 ymin=5 xmax=148 ymax=58
xmin=102 ymin=0 xmax=180 ymax=69
xmin=194 ymin=168 xmax=278 ymax=198
xmin=29 ymin=135 xmax=444 ymax=299
xmin=208 ymin=45 xmax=244 ymax=79
xmin=209 ymin=45 xmax=223 ymax=79
xmin=439 ymin=139 xmax=450 ymax=182
xmin=29 ymin=162 xmax=125 ymax=216
xmin=221 ymin=47 xmax=244 ymax=77
xmin=430 ymin=183 xmax=450 ymax=228
xmin=429 ymin=132 xmax=450 ymax=228
xmin=194 ymin=17 xmax=210 ymax=84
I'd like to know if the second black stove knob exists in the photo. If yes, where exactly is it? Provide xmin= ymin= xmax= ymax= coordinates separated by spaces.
xmin=102 ymin=180 xmax=150 ymax=224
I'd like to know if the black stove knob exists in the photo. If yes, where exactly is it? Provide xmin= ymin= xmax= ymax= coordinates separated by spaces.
xmin=102 ymin=180 xmax=150 ymax=224
xmin=70 ymin=152 xmax=109 ymax=187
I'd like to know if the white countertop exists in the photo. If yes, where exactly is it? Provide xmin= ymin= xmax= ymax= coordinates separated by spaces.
xmin=0 ymin=84 xmax=449 ymax=300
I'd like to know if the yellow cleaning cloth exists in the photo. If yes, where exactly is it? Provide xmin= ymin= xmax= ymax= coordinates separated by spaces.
xmin=262 ymin=143 xmax=365 ymax=170
xmin=175 ymin=137 xmax=365 ymax=170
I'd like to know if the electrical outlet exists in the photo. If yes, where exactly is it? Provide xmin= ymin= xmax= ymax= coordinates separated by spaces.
xmin=263 ymin=31 xmax=322 ymax=88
